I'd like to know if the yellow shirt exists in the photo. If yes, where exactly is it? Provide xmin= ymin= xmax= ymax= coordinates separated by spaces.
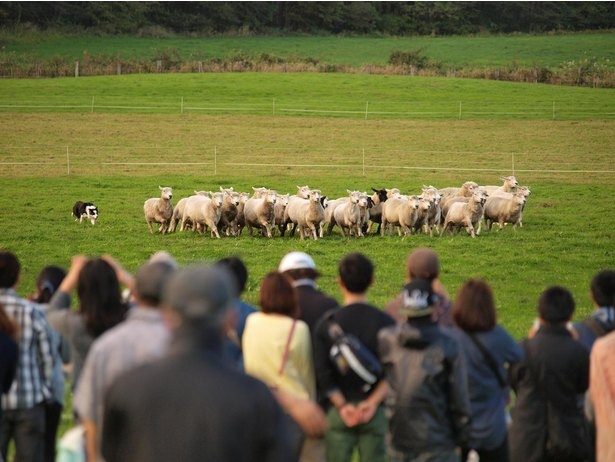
xmin=242 ymin=312 xmax=315 ymax=400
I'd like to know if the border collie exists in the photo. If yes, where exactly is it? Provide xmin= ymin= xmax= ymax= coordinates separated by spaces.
xmin=72 ymin=201 xmax=99 ymax=225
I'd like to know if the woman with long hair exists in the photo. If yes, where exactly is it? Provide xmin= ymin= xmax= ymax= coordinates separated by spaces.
xmin=451 ymin=279 xmax=523 ymax=462
xmin=242 ymin=271 xmax=319 ymax=462
xmin=47 ymin=255 xmax=129 ymax=391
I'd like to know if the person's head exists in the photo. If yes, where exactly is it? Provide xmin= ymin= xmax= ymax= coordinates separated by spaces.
xmin=216 ymin=257 xmax=249 ymax=295
xmin=134 ymin=261 xmax=176 ymax=308
xmin=538 ymin=286 xmax=575 ymax=325
xmin=406 ymin=248 xmax=440 ymax=281
xmin=162 ymin=264 xmax=238 ymax=336
xmin=452 ymin=279 xmax=497 ymax=332
xmin=590 ymin=269 xmax=615 ymax=308
xmin=338 ymin=253 xmax=373 ymax=294
xmin=259 ymin=272 xmax=299 ymax=319
xmin=278 ymin=251 xmax=320 ymax=281
xmin=77 ymin=258 xmax=128 ymax=337
xmin=400 ymin=278 xmax=438 ymax=321
xmin=0 ymin=251 xmax=20 ymax=289
xmin=33 ymin=265 xmax=66 ymax=304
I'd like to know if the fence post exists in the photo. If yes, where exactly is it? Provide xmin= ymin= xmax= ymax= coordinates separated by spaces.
xmin=273 ymin=98 xmax=276 ymax=116
xmin=552 ymin=101 xmax=556 ymax=120
xmin=91 ymin=96 xmax=95 ymax=113
xmin=214 ymin=146 xmax=217 ymax=176
xmin=458 ymin=101 xmax=462 ymax=120
xmin=181 ymin=97 xmax=184 ymax=114
xmin=362 ymin=148 xmax=365 ymax=176
xmin=74 ymin=61 xmax=79 ymax=78
xmin=198 ymin=61 xmax=203 ymax=73
xmin=157 ymin=60 xmax=162 ymax=73
xmin=66 ymin=146 xmax=70 ymax=175
xmin=365 ymin=101 xmax=369 ymax=120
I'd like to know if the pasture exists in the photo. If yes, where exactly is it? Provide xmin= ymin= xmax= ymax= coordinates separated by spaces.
xmin=4 ymin=31 xmax=615 ymax=69
xmin=1 ymin=72 xmax=614 ymax=343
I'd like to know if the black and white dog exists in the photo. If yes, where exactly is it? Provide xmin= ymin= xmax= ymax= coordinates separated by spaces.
xmin=72 ymin=201 xmax=99 ymax=225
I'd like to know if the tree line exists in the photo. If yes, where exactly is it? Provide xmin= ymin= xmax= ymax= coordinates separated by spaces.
xmin=1 ymin=1 xmax=613 ymax=36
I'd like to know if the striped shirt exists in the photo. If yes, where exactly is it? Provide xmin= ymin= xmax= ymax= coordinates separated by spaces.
xmin=0 ymin=288 xmax=54 ymax=410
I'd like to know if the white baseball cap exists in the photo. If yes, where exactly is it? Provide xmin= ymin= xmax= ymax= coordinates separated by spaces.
xmin=278 ymin=251 xmax=316 ymax=272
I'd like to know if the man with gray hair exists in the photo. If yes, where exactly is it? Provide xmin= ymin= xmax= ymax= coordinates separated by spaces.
xmin=101 ymin=264 xmax=294 ymax=462
xmin=74 ymin=255 xmax=176 ymax=462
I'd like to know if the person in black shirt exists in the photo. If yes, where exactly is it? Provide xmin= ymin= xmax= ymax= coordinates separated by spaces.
xmin=313 ymin=253 xmax=394 ymax=462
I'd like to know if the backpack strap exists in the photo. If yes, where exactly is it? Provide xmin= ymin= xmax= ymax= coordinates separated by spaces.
xmin=583 ymin=317 xmax=608 ymax=339
xmin=278 ymin=319 xmax=297 ymax=376
xmin=467 ymin=332 xmax=507 ymax=388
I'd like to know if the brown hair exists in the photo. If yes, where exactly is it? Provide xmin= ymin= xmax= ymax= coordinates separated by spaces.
xmin=259 ymin=272 xmax=299 ymax=319
xmin=453 ymin=279 xmax=497 ymax=332
xmin=0 ymin=303 xmax=18 ymax=340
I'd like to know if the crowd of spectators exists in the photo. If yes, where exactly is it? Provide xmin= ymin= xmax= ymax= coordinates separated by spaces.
xmin=0 ymin=247 xmax=613 ymax=462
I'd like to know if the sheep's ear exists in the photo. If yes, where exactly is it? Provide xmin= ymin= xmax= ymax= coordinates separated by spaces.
xmin=159 ymin=185 xmax=163 ymax=190
xmin=220 ymin=186 xmax=225 ymax=192
xmin=347 ymin=189 xmax=352 ymax=194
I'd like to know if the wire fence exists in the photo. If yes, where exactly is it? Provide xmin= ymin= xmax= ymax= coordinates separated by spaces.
xmin=1 ymin=145 xmax=614 ymax=178
xmin=0 ymin=96 xmax=614 ymax=120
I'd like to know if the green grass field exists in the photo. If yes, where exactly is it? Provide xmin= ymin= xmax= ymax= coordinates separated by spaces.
xmin=3 ymin=31 xmax=615 ymax=69
xmin=1 ymin=73 xmax=614 ymax=342
xmin=1 ymin=56 xmax=614 ymax=454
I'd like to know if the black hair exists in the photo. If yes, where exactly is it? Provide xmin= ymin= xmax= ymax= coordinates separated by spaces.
xmin=34 ymin=265 xmax=67 ymax=304
xmin=590 ymin=269 xmax=615 ymax=307
xmin=338 ymin=253 xmax=373 ymax=294
xmin=215 ymin=256 xmax=248 ymax=294
xmin=538 ymin=286 xmax=575 ymax=324
xmin=0 ymin=251 xmax=20 ymax=289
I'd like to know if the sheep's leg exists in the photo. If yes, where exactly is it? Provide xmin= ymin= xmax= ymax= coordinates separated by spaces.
xmin=440 ymin=222 xmax=449 ymax=237
xmin=147 ymin=220 xmax=154 ymax=233
xmin=356 ymin=224 xmax=364 ymax=238
xmin=319 ymin=222 xmax=324 ymax=239
xmin=309 ymin=224 xmax=318 ymax=240
xmin=290 ymin=223 xmax=298 ymax=237
xmin=327 ymin=220 xmax=336 ymax=236
xmin=339 ymin=225 xmax=346 ymax=238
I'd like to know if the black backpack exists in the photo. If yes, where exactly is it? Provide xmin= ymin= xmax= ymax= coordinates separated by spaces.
xmin=325 ymin=313 xmax=382 ymax=392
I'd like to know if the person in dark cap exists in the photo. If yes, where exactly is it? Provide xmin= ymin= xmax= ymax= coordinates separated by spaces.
xmin=101 ymin=264 xmax=295 ymax=462
xmin=74 ymin=255 xmax=176 ymax=462
xmin=385 ymin=248 xmax=452 ymax=326
xmin=378 ymin=278 xmax=471 ymax=462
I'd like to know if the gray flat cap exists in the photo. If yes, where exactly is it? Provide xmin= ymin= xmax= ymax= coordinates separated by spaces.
xmin=135 ymin=261 xmax=177 ymax=305
xmin=162 ymin=265 xmax=237 ymax=326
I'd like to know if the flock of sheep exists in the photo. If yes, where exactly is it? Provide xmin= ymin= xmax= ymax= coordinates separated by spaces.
xmin=143 ymin=176 xmax=531 ymax=239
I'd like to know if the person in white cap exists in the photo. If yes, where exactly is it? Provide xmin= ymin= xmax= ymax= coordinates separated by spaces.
xmin=278 ymin=251 xmax=339 ymax=334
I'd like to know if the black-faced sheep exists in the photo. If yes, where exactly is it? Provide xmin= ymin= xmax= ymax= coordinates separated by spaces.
xmin=144 ymin=186 xmax=173 ymax=234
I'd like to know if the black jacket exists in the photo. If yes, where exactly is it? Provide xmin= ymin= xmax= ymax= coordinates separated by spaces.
xmin=378 ymin=319 xmax=471 ymax=453
xmin=508 ymin=325 xmax=590 ymax=462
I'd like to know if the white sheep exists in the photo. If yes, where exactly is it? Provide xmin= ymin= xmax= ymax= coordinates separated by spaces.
xmin=286 ymin=189 xmax=325 ymax=240
xmin=441 ymin=189 xmax=488 ymax=238
xmin=483 ymin=189 xmax=527 ymax=231
xmin=411 ymin=195 xmax=433 ymax=235
xmin=440 ymin=181 xmax=480 ymax=222
xmin=219 ymin=187 xmax=241 ymax=237
xmin=381 ymin=195 xmax=420 ymax=237
xmin=180 ymin=192 xmax=224 ymax=238
xmin=243 ymin=189 xmax=278 ymax=238
xmin=480 ymin=176 xmax=519 ymax=196
xmin=234 ymin=192 xmax=251 ymax=236
xmin=489 ymin=186 xmax=531 ymax=227
xmin=274 ymin=194 xmax=290 ymax=236
xmin=169 ymin=190 xmax=210 ymax=233
xmin=144 ymin=186 xmax=173 ymax=235
xmin=282 ymin=185 xmax=312 ymax=237
xmin=420 ymin=185 xmax=442 ymax=237
xmin=329 ymin=190 xmax=364 ymax=237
